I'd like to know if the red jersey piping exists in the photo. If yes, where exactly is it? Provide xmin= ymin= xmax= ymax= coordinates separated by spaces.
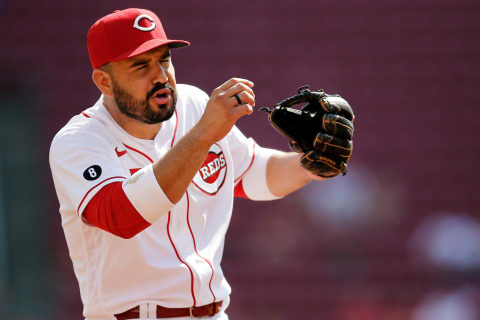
xmin=185 ymin=190 xmax=216 ymax=302
xmin=166 ymin=211 xmax=197 ymax=307
xmin=123 ymin=144 xmax=154 ymax=163
xmin=170 ymin=109 xmax=178 ymax=147
xmin=234 ymin=141 xmax=256 ymax=183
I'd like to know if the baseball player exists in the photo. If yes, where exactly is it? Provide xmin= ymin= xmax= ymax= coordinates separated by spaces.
xmin=49 ymin=8 xmax=353 ymax=320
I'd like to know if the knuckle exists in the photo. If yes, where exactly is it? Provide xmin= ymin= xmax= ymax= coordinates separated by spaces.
xmin=234 ymin=82 xmax=247 ymax=91
xmin=242 ymin=92 xmax=255 ymax=105
xmin=217 ymin=92 xmax=228 ymax=101
xmin=238 ymin=82 xmax=249 ymax=90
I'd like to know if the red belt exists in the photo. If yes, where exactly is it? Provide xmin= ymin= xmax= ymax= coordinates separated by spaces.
xmin=115 ymin=301 xmax=223 ymax=319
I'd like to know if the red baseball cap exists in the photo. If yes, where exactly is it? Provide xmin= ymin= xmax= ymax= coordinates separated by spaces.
xmin=87 ymin=8 xmax=190 ymax=69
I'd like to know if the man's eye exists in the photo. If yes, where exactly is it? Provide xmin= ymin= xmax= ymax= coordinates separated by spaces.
xmin=136 ymin=65 xmax=147 ymax=70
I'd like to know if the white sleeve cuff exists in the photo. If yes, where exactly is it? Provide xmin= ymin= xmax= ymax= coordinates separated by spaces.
xmin=122 ymin=164 xmax=174 ymax=224
xmin=241 ymin=146 xmax=284 ymax=201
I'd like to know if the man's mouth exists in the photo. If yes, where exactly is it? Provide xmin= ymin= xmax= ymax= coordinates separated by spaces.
xmin=151 ymin=88 xmax=171 ymax=105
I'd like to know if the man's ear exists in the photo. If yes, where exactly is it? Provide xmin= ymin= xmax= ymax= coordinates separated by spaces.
xmin=92 ymin=69 xmax=114 ymax=96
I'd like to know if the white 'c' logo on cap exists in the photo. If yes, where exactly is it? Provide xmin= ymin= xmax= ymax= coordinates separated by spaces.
xmin=133 ymin=14 xmax=156 ymax=32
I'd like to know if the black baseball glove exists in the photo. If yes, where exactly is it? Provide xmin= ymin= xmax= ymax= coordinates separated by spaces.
xmin=260 ymin=85 xmax=354 ymax=178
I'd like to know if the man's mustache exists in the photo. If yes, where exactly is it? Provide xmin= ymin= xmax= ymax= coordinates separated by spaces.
xmin=147 ymin=83 xmax=175 ymax=100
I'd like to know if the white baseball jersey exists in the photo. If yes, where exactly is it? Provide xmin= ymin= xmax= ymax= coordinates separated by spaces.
xmin=49 ymin=84 xmax=281 ymax=319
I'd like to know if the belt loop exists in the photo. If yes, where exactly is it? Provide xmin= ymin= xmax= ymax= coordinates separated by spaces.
xmin=147 ymin=303 xmax=157 ymax=318
xmin=139 ymin=303 xmax=148 ymax=318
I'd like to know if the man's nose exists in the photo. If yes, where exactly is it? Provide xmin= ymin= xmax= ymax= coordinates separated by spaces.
xmin=152 ymin=62 xmax=168 ymax=83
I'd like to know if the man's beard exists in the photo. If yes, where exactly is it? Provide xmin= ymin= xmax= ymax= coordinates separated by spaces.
xmin=112 ymin=79 xmax=177 ymax=124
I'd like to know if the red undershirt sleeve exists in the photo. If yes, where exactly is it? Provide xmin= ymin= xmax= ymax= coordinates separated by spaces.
xmin=82 ymin=182 xmax=151 ymax=239
xmin=234 ymin=180 xmax=249 ymax=199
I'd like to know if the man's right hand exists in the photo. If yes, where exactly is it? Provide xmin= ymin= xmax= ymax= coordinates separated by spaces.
xmin=196 ymin=78 xmax=255 ymax=144
xmin=151 ymin=78 xmax=255 ymax=204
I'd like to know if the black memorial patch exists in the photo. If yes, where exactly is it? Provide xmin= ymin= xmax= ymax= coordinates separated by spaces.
xmin=83 ymin=165 xmax=102 ymax=181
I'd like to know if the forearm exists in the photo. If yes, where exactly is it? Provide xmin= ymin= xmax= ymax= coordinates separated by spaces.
xmin=153 ymin=125 xmax=212 ymax=203
xmin=153 ymin=78 xmax=255 ymax=203
xmin=266 ymin=152 xmax=325 ymax=197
